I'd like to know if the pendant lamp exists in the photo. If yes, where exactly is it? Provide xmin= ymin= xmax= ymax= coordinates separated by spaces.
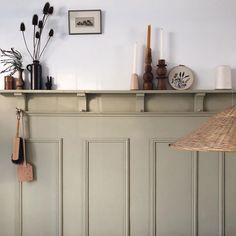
xmin=170 ymin=105 xmax=236 ymax=152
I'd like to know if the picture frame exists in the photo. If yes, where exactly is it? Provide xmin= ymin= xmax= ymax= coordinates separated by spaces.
xmin=68 ymin=9 xmax=102 ymax=35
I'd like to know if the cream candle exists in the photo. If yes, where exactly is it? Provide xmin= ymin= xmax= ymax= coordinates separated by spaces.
xmin=159 ymin=28 xmax=164 ymax=59
xmin=132 ymin=42 xmax=137 ymax=73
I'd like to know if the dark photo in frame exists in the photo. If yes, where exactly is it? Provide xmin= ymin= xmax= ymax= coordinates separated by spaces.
xmin=68 ymin=9 xmax=102 ymax=35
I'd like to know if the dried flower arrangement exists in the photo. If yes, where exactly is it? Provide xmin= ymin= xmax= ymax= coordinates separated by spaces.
xmin=0 ymin=48 xmax=23 ymax=76
xmin=20 ymin=2 xmax=54 ymax=61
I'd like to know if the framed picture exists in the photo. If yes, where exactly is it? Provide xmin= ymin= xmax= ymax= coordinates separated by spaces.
xmin=68 ymin=9 xmax=102 ymax=35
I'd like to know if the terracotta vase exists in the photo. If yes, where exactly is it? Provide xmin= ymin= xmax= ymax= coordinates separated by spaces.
xmin=15 ymin=69 xmax=25 ymax=90
xmin=4 ymin=76 xmax=14 ymax=90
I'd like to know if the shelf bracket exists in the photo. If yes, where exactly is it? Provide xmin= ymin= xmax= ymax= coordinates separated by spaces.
xmin=77 ymin=92 xmax=87 ymax=112
xmin=136 ymin=93 xmax=145 ymax=112
xmin=194 ymin=93 xmax=206 ymax=112
xmin=14 ymin=92 xmax=27 ymax=111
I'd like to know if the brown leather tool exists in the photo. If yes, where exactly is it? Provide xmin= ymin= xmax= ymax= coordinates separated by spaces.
xmin=11 ymin=109 xmax=24 ymax=164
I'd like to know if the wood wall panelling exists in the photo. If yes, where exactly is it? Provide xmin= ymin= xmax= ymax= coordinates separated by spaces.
xmin=0 ymin=91 xmax=235 ymax=236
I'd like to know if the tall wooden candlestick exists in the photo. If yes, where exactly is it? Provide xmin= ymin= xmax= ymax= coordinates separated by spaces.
xmin=147 ymin=25 xmax=151 ymax=49
xmin=156 ymin=59 xmax=167 ymax=90
xmin=143 ymin=48 xmax=153 ymax=90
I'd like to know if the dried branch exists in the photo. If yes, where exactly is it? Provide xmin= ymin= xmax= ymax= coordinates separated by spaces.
xmin=0 ymin=48 xmax=23 ymax=75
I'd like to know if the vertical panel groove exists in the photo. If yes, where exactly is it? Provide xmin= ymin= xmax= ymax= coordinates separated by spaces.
xmin=58 ymin=139 xmax=63 ymax=236
xmin=150 ymin=139 xmax=156 ymax=236
xmin=84 ymin=140 xmax=89 ymax=236
xmin=84 ymin=138 xmax=130 ymax=236
xmin=18 ymin=182 xmax=23 ymax=236
xmin=192 ymin=152 xmax=198 ymax=236
xmin=219 ymin=152 xmax=225 ymax=236
xmin=124 ymin=139 xmax=130 ymax=236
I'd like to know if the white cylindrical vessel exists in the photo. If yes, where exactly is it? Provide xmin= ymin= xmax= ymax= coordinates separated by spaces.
xmin=215 ymin=65 xmax=232 ymax=89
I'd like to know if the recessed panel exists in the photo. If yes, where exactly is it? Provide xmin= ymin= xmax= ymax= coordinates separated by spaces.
xmin=198 ymin=152 xmax=219 ymax=236
xmin=154 ymin=142 xmax=192 ymax=236
xmin=22 ymin=141 xmax=61 ymax=236
xmin=87 ymin=140 xmax=129 ymax=236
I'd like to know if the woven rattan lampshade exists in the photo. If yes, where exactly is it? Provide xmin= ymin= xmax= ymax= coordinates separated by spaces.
xmin=171 ymin=105 xmax=236 ymax=152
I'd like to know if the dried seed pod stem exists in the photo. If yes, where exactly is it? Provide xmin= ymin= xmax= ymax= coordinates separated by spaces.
xmin=20 ymin=2 xmax=54 ymax=61
xmin=22 ymin=32 xmax=33 ymax=60
xmin=39 ymin=34 xmax=52 ymax=60
xmin=39 ymin=37 xmax=50 ymax=59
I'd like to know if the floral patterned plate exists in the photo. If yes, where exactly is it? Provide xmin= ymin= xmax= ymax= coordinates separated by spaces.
xmin=168 ymin=65 xmax=194 ymax=90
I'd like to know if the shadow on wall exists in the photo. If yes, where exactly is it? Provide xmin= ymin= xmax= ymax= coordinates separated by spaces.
xmin=54 ymin=6 xmax=68 ymax=39
xmin=231 ymin=68 xmax=236 ymax=89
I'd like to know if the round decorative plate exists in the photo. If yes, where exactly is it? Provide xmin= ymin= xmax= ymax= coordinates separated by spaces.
xmin=168 ymin=65 xmax=194 ymax=90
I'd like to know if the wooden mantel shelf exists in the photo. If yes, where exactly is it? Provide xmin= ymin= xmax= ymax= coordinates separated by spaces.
xmin=0 ymin=89 xmax=235 ymax=94
xmin=1 ymin=89 xmax=235 ymax=113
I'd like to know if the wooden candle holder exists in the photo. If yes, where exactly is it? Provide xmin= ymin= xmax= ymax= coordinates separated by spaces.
xmin=156 ymin=59 xmax=167 ymax=90
xmin=143 ymin=48 xmax=153 ymax=90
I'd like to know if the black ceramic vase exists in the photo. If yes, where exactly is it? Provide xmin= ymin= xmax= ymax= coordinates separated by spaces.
xmin=27 ymin=60 xmax=42 ymax=90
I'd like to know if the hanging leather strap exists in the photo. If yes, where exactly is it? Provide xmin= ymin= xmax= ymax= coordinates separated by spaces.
xmin=16 ymin=110 xmax=20 ymax=138
xmin=12 ymin=108 xmax=24 ymax=163
xmin=21 ymin=111 xmax=27 ymax=166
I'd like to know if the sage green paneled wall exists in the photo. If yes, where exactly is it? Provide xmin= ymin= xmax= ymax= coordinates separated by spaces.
xmin=0 ymin=91 xmax=235 ymax=236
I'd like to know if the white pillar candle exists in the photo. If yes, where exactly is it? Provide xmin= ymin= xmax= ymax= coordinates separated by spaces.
xmin=159 ymin=28 xmax=164 ymax=59
xmin=215 ymin=65 xmax=232 ymax=89
xmin=132 ymin=42 xmax=137 ymax=74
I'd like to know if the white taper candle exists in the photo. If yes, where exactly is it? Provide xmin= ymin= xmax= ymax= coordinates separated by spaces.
xmin=132 ymin=42 xmax=137 ymax=73
xmin=160 ymin=28 xmax=164 ymax=59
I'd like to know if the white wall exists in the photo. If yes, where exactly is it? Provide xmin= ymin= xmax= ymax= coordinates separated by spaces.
xmin=0 ymin=0 xmax=236 ymax=90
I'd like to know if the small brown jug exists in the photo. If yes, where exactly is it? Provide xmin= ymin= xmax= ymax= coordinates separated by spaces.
xmin=15 ymin=69 xmax=25 ymax=90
